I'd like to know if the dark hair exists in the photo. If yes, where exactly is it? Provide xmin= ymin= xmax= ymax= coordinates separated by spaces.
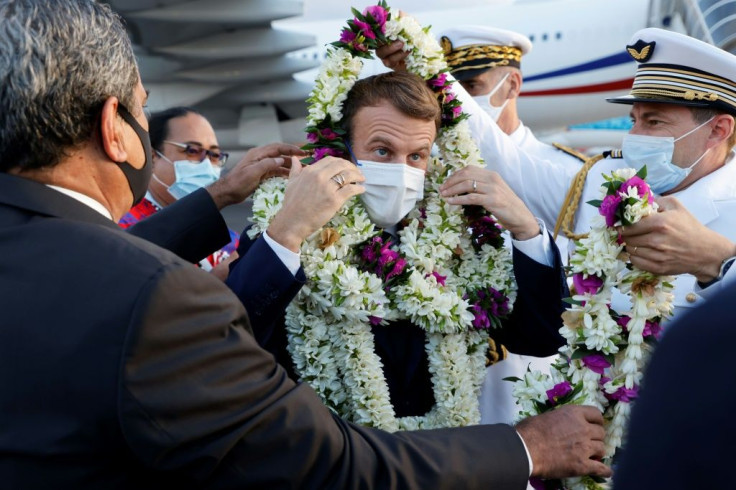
xmin=0 ymin=0 xmax=137 ymax=172
xmin=148 ymin=106 xmax=202 ymax=153
xmin=341 ymin=71 xmax=441 ymax=144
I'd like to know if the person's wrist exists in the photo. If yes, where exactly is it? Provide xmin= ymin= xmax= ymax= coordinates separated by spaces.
xmin=696 ymin=241 xmax=736 ymax=283
xmin=205 ymin=178 xmax=236 ymax=210
xmin=510 ymin=218 xmax=541 ymax=241
xmin=267 ymin=214 xmax=307 ymax=253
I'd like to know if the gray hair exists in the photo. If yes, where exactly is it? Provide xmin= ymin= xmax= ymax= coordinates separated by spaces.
xmin=0 ymin=0 xmax=139 ymax=172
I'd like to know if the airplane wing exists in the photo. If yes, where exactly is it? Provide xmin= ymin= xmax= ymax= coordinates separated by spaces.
xmin=105 ymin=0 xmax=320 ymax=148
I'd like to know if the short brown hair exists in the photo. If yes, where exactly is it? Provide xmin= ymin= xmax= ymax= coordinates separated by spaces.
xmin=690 ymin=107 xmax=736 ymax=152
xmin=341 ymin=71 xmax=441 ymax=143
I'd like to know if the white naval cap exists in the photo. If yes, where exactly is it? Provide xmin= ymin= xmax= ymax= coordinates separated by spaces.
xmin=607 ymin=27 xmax=736 ymax=115
xmin=438 ymin=25 xmax=532 ymax=81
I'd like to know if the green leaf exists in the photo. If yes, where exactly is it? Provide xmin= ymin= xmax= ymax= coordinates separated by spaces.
xmin=562 ymin=297 xmax=583 ymax=306
xmin=503 ymin=376 xmax=522 ymax=383
xmin=636 ymin=165 xmax=648 ymax=179
xmin=586 ymin=199 xmax=603 ymax=207
xmin=570 ymin=349 xmax=592 ymax=360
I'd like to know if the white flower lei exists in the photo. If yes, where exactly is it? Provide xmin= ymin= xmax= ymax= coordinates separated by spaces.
xmin=247 ymin=3 xmax=516 ymax=431
xmin=511 ymin=167 xmax=674 ymax=489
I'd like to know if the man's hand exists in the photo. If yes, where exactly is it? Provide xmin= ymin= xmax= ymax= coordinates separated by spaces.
xmin=375 ymin=40 xmax=409 ymax=71
xmin=440 ymin=167 xmax=540 ymax=240
xmin=516 ymin=405 xmax=611 ymax=480
xmin=267 ymin=156 xmax=365 ymax=252
xmin=621 ymin=196 xmax=736 ymax=283
xmin=206 ymin=143 xmax=306 ymax=209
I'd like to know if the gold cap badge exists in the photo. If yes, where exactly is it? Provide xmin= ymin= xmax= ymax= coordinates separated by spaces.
xmin=626 ymin=39 xmax=656 ymax=62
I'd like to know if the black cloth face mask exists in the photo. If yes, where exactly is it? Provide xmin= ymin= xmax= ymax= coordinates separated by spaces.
xmin=116 ymin=105 xmax=153 ymax=206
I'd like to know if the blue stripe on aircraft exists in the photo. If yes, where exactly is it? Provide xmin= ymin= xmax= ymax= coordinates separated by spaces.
xmin=524 ymin=51 xmax=634 ymax=82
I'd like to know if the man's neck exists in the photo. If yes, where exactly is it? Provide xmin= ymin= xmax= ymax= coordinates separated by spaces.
xmin=8 ymin=150 xmax=129 ymax=221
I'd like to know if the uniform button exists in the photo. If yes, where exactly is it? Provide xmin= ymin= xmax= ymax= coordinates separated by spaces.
xmin=686 ymin=293 xmax=698 ymax=303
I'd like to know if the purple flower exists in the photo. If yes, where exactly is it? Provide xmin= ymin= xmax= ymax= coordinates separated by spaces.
xmin=339 ymin=28 xmax=367 ymax=52
xmin=363 ymin=5 xmax=388 ymax=31
xmin=622 ymin=176 xmax=653 ymax=204
xmin=546 ymin=381 xmax=573 ymax=406
xmin=306 ymin=131 xmax=319 ymax=143
xmin=339 ymin=28 xmax=356 ymax=44
xmin=430 ymin=271 xmax=447 ymax=286
xmin=429 ymin=73 xmax=448 ymax=88
xmin=471 ymin=303 xmax=491 ymax=329
xmin=353 ymin=19 xmax=376 ymax=39
xmin=599 ymin=193 xmax=622 ymax=227
xmin=572 ymin=273 xmax=603 ymax=295
xmin=386 ymin=258 xmax=407 ymax=281
xmin=362 ymin=244 xmax=377 ymax=262
xmin=369 ymin=315 xmax=383 ymax=326
xmin=616 ymin=315 xmax=631 ymax=333
xmin=313 ymin=147 xmax=339 ymax=161
xmin=606 ymin=385 xmax=638 ymax=403
xmin=377 ymin=242 xmax=400 ymax=268
xmin=319 ymin=128 xmax=339 ymax=141
xmin=643 ymin=319 xmax=662 ymax=339
xmin=582 ymin=354 xmax=611 ymax=374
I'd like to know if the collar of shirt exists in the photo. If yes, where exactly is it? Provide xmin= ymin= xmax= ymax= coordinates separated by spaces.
xmin=144 ymin=191 xmax=163 ymax=211
xmin=46 ymin=185 xmax=113 ymax=220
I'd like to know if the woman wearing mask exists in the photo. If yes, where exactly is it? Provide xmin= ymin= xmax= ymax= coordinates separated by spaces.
xmin=119 ymin=107 xmax=239 ymax=279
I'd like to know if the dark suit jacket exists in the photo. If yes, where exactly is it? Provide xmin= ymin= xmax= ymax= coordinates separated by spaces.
xmin=228 ymin=229 xmax=568 ymax=416
xmin=613 ymin=280 xmax=736 ymax=489
xmin=0 ymin=173 xmax=530 ymax=489
xmin=126 ymin=187 xmax=231 ymax=264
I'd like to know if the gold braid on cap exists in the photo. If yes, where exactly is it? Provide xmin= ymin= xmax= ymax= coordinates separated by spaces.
xmin=553 ymin=154 xmax=606 ymax=241
xmin=445 ymin=43 xmax=522 ymax=72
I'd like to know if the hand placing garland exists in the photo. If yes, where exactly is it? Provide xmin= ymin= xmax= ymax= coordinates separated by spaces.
xmin=247 ymin=1 xmax=516 ymax=431
xmin=510 ymin=167 xmax=674 ymax=490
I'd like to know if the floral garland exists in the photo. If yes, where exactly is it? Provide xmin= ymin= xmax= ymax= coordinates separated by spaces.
xmin=247 ymin=1 xmax=516 ymax=431
xmin=510 ymin=167 xmax=674 ymax=490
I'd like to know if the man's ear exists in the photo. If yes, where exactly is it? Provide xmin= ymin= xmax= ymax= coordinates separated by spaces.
xmin=707 ymin=113 xmax=735 ymax=149
xmin=508 ymin=70 xmax=523 ymax=98
xmin=99 ymin=97 xmax=127 ymax=163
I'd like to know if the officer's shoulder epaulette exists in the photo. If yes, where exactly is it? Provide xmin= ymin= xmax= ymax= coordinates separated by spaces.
xmin=551 ymin=142 xmax=588 ymax=163
xmin=602 ymin=149 xmax=623 ymax=159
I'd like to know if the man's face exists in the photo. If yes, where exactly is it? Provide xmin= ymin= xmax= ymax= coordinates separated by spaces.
xmin=628 ymin=102 xmax=711 ymax=169
xmin=350 ymin=100 xmax=436 ymax=171
xmin=152 ymin=112 xmax=220 ymax=187
xmin=459 ymin=68 xmax=507 ymax=105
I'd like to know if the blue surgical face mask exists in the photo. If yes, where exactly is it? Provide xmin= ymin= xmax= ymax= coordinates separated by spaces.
xmin=153 ymin=152 xmax=221 ymax=200
xmin=622 ymin=117 xmax=714 ymax=194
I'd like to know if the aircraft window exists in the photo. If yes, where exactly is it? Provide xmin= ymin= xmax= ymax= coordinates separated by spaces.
xmin=528 ymin=34 xmax=535 ymax=42
xmin=556 ymin=32 xmax=562 ymax=40
xmin=542 ymin=33 xmax=548 ymax=41
xmin=313 ymin=52 xmax=318 ymax=60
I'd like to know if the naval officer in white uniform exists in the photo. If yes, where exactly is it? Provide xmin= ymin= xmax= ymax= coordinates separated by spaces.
xmin=437 ymin=26 xmax=590 ymax=426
